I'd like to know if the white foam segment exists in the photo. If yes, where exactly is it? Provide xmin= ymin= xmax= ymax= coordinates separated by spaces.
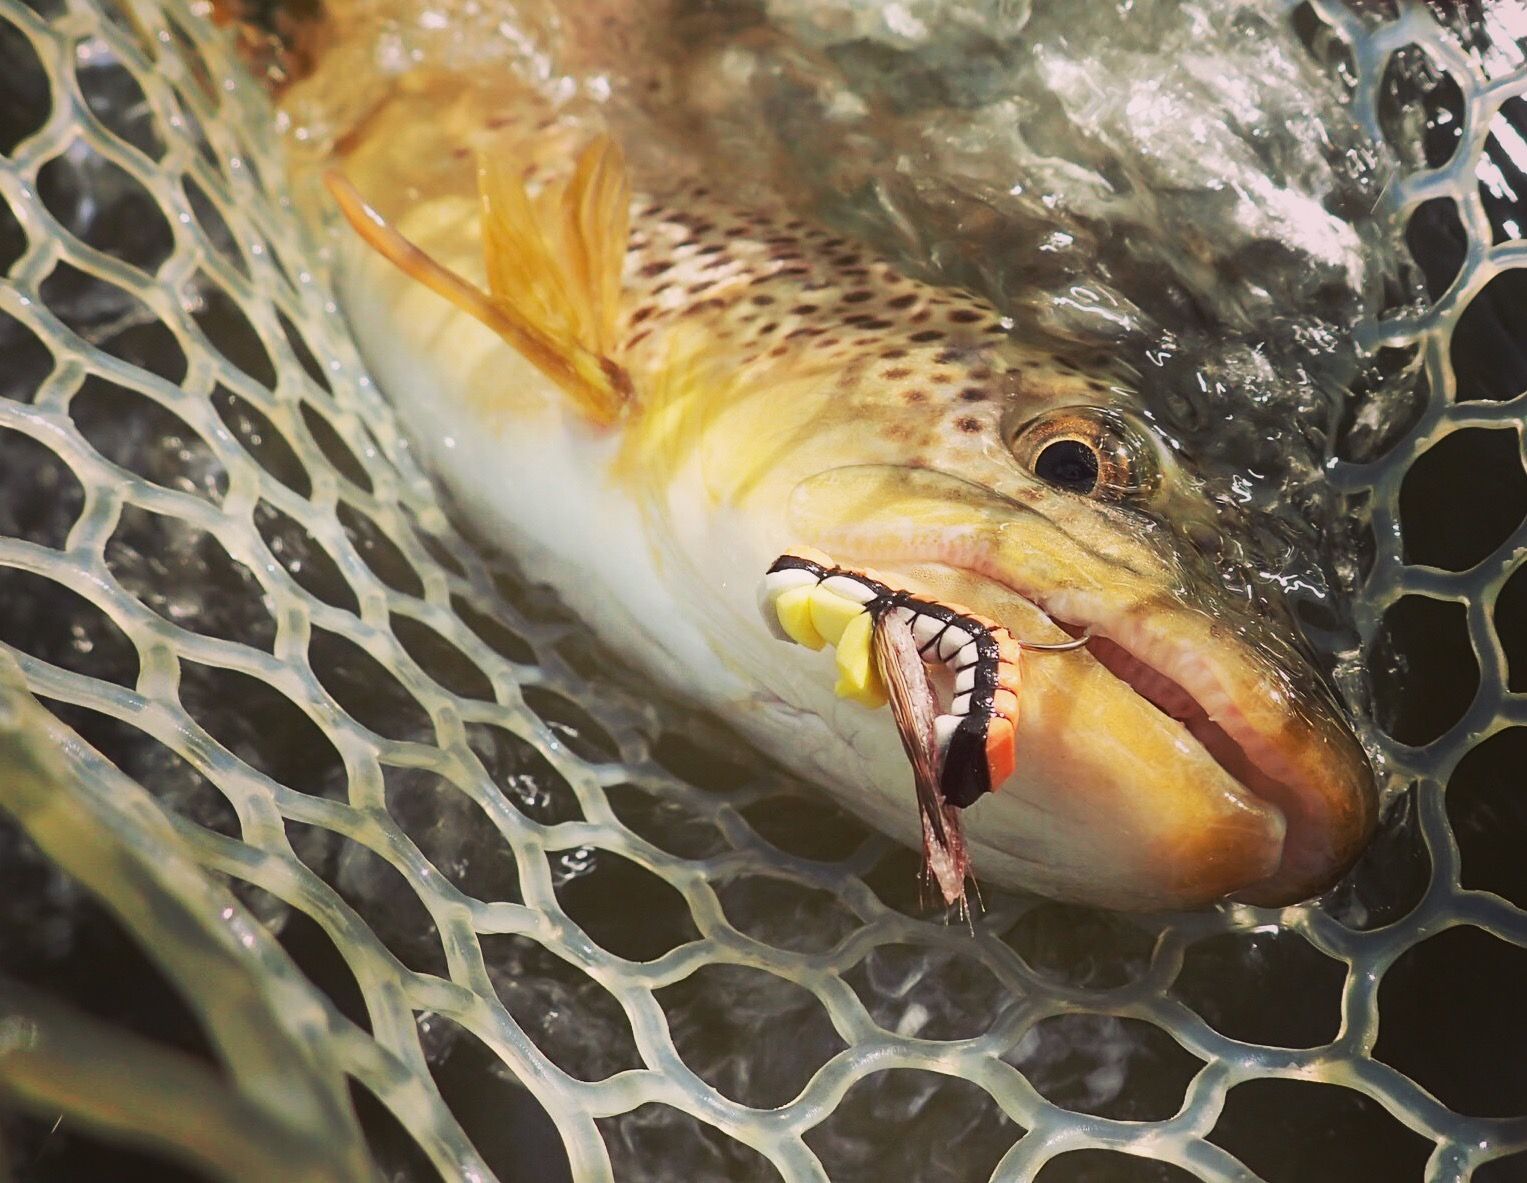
xmin=911 ymin=612 xmax=945 ymax=647
xmin=0 ymin=2 xmax=1524 ymax=1181
xmin=937 ymin=626 xmax=972 ymax=662
xmin=934 ymin=713 xmax=963 ymax=751
xmin=820 ymin=574 xmax=878 ymax=603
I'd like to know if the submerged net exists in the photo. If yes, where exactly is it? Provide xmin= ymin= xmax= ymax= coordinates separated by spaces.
xmin=0 ymin=1 xmax=1524 ymax=1181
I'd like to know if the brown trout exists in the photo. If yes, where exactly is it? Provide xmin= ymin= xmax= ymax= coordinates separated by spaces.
xmin=286 ymin=35 xmax=1377 ymax=911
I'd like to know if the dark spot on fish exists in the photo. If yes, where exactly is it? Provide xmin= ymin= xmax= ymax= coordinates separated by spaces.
xmin=751 ymin=294 xmax=775 ymax=305
xmin=692 ymin=186 xmax=710 ymax=197
xmin=758 ymin=322 xmax=778 ymax=335
xmin=911 ymin=310 xmax=931 ymax=324
xmin=911 ymin=330 xmax=946 ymax=342
xmin=640 ymin=261 xmax=670 ymax=277
xmin=631 ymin=306 xmax=654 ymax=324
xmin=935 ymin=348 xmax=963 ymax=365
xmin=822 ymin=238 xmax=845 ymax=249
xmin=949 ymin=308 xmax=984 ymax=323
xmin=725 ymin=225 xmax=749 ymax=237
xmin=970 ymin=367 xmax=992 ymax=380
xmin=791 ymin=304 xmax=818 ymax=315
xmin=904 ymin=389 xmax=928 ymax=404
xmin=834 ymin=254 xmax=862 ymax=267
xmin=881 ymin=348 xmax=908 ymax=360
xmin=696 ymin=243 xmax=725 ymax=256
xmin=487 ymin=115 xmax=511 ymax=129
xmin=862 ymin=319 xmax=893 ymax=330
xmin=959 ymin=388 xmax=987 ymax=402
xmin=769 ymin=343 xmax=789 ymax=357
xmin=629 ymin=329 xmax=652 ymax=347
xmin=845 ymin=313 xmax=873 ymax=325
xmin=451 ymin=146 xmax=471 ymax=159
xmin=688 ymin=281 xmax=716 ymax=295
xmin=888 ymin=293 xmax=919 ymax=310
xmin=819 ymin=337 xmax=840 ymax=347
xmin=883 ymin=367 xmax=911 ymax=379
xmin=956 ymin=416 xmax=982 ymax=433
xmin=985 ymin=322 xmax=1009 ymax=335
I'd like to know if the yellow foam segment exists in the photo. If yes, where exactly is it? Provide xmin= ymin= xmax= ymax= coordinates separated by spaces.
xmin=807 ymin=586 xmax=865 ymax=647
xmin=775 ymin=585 xmax=825 ymax=650
xmin=833 ymin=609 xmax=887 ymax=708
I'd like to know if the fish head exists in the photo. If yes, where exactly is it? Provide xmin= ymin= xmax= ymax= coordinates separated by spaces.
xmin=673 ymin=336 xmax=1377 ymax=911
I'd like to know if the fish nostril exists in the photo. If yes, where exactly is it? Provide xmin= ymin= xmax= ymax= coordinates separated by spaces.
xmin=1186 ymin=521 xmax=1224 ymax=555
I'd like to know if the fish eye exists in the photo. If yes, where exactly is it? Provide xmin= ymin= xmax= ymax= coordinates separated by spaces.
xmin=1010 ymin=407 xmax=1157 ymax=500
xmin=1034 ymin=438 xmax=1100 ymax=494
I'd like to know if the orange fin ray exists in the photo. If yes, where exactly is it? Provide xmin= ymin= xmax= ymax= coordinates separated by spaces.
xmin=325 ymin=134 xmax=633 ymax=427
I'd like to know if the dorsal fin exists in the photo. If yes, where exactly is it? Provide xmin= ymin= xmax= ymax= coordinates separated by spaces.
xmin=326 ymin=134 xmax=634 ymax=426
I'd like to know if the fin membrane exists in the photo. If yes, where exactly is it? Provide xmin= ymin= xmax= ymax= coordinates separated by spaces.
xmin=326 ymin=135 xmax=632 ymax=425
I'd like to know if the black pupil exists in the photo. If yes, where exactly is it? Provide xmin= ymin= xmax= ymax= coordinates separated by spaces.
xmin=1034 ymin=438 xmax=1100 ymax=493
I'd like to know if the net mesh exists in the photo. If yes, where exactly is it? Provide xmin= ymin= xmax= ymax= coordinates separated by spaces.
xmin=0 ymin=1 xmax=1524 ymax=1181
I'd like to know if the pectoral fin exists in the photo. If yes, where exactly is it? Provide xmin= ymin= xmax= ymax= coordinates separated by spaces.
xmin=326 ymin=135 xmax=633 ymax=426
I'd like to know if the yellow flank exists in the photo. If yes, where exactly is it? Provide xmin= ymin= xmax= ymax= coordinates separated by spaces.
xmin=833 ymin=609 xmax=887 ymax=708
xmin=775 ymin=585 xmax=826 ymax=650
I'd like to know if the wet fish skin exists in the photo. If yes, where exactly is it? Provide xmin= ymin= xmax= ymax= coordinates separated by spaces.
xmin=303 ymin=66 xmax=1376 ymax=911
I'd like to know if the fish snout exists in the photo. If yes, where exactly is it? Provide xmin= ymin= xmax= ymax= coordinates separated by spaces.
xmin=779 ymin=465 xmax=1378 ymax=909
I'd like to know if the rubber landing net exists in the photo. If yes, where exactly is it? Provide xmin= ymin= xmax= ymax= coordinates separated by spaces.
xmin=0 ymin=1 xmax=1524 ymax=1181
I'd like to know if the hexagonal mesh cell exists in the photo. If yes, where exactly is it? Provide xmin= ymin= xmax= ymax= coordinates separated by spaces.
xmin=0 ymin=1 xmax=1524 ymax=1182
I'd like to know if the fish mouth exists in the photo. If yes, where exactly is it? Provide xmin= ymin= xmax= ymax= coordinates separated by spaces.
xmin=957 ymin=568 xmax=1373 ymax=906
xmin=786 ymin=464 xmax=1378 ymax=910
